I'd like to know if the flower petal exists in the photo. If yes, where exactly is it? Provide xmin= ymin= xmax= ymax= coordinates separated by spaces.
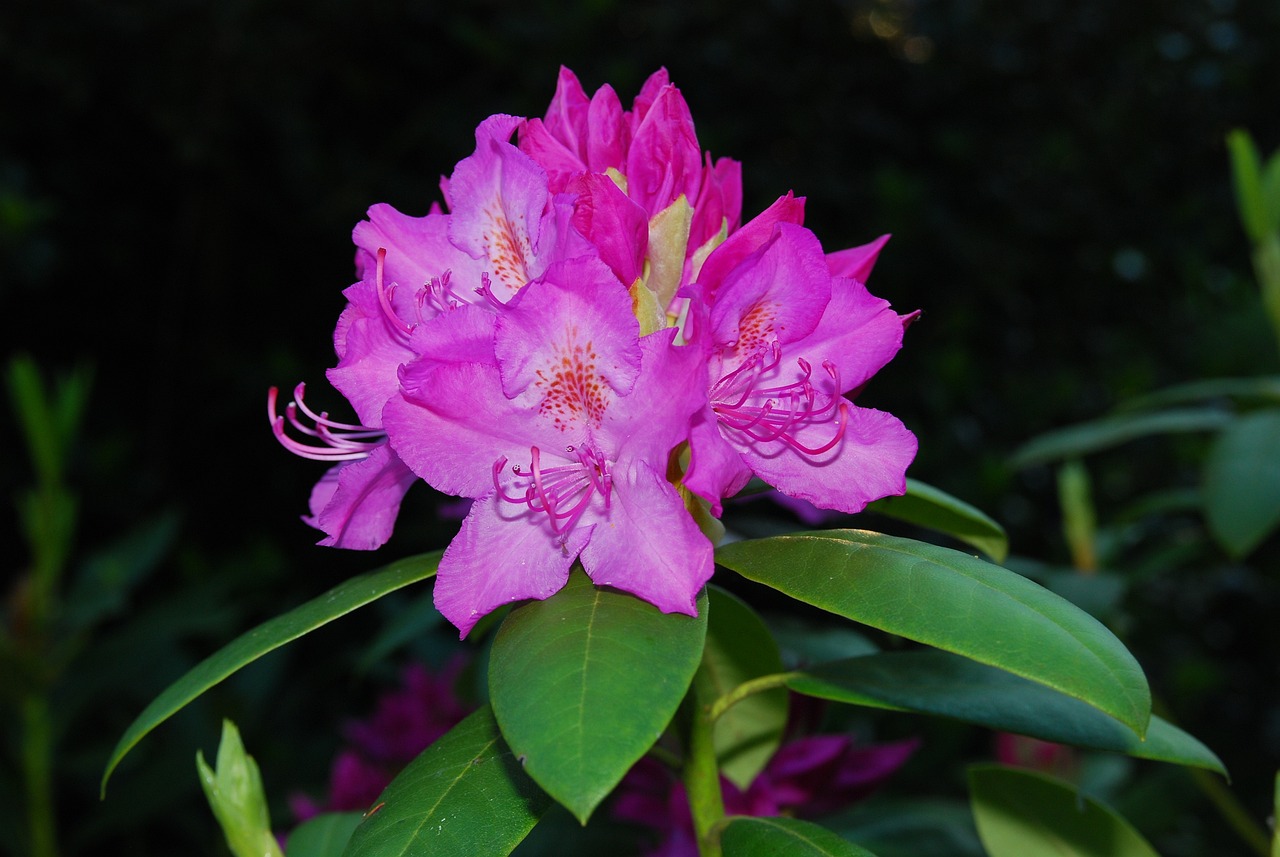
xmin=578 ymin=461 xmax=712 ymax=617
xmin=433 ymin=490 xmax=587 ymax=638
xmin=494 ymin=256 xmax=642 ymax=405
xmin=739 ymin=405 xmax=917 ymax=514
xmin=826 ymin=233 xmax=890 ymax=281
xmin=304 ymin=444 xmax=419 ymax=550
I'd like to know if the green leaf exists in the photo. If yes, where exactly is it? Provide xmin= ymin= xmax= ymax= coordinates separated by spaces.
xmin=61 ymin=511 xmax=181 ymax=634
xmin=787 ymin=650 xmax=1223 ymax=774
xmin=1264 ymin=149 xmax=1280 ymax=235
xmin=196 ymin=720 xmax=283 ymax=857
xmin=823 ymin=798 xmax=984 ymax=857
xmin=1009 ymin=407 xmax=1235 ymax=469
xmin=1229 ymin=128 xmax=1270 ymax=243
xmin=488 ymin=568 xmax=708 ymax=823
xmin=865 ymin=478 xmax=1008 ymax=562
xmin=717 ymin=816 xmax=878 ymax=856
xmin=1203 ymin=408 xmax=1280 ymax=558
xmin=102 ymin=550 xmax=442 ymax=796
xmin=1116 ymin=376 xmax=1280 ymax=412
xmin=286 ymin=813 xmax=363 ymax=857
xmin=700 ymin=587 xmax=788 ymax=789
xmin=343 ymin=706 xmax=550 ymax=857
xmin=968 ymin=764 xmax=1159 ymax=857
xmin=716 ymin=531 xmax=1150 ymax=737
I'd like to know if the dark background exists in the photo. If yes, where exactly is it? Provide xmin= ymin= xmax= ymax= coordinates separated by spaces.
xmin=3 ymin=1 xmax=1278 ymax=854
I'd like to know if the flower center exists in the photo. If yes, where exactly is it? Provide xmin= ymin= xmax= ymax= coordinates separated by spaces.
xmin=268 ymin=383 xmax=386 ymax=461
xmin=492 ymin=444 xmax=612 ymax=545
xmin=710 ymin=343 xmax=849 ymax=456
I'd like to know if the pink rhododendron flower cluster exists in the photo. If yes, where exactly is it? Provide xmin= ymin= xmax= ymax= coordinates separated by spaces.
xmin=271 ymin=67 xmax=917 ymax=637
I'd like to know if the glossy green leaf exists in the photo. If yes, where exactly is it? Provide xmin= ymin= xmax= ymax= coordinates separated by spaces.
xmin=717 ymin=816 xmax=877 ymax=856
xmin=343 ymin=706 xmax=550 ymax=857
xmin=866 ymin=478 xmax=1008 ymax=562
xmin=787 ymin=650 xmax=1223 ymax=773
xmin=968 ymin=765 xmax=1159 ymax=857
xmin=700 ymin=587 xmax=787 ymax=789
xmin=1009 ymin=407 xmax=1234 ymax=469
xmin=488 ymin=569 xmax=708 ymax=823
xmin=102 ymin=551 xmax=442 ymax=795
xmin=716 ymin=531 xmax=1150 ymax=736
xmin=1203 ymin=409 xmax=1280 ymax=558
xmin=286 ymin=813 xmax=362 ymax=857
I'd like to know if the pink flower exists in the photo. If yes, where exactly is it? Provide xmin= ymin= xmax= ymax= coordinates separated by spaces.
xmin=383 ymin=257 xmax=713 ymax=637
xmin=682 ymin=219 xmax=917 ymax=517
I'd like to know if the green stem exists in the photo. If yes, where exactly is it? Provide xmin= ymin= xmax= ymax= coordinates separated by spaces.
xmin=706 ymin=671 xmax=800 ymax=724
xmin=1188 ymin=767 xmax=1270 ymax=857
xmin=683 ymin=687 xmax=725 ymax=857
xmin=22 ymin=694 xmax=58 ymax=857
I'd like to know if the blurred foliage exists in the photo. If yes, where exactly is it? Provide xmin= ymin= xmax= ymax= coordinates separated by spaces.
xmin=2 ymin=0 xmax=1278 ymax=854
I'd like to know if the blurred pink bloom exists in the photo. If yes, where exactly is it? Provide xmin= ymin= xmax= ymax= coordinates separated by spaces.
xmin=289 ymin=659 xmax=473 ymax=820
xmin=613 ymin=733 xmax=918 ymax=857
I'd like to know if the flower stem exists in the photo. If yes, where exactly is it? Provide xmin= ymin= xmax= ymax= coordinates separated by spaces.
xmin=23 ymin=694 xmax=58 ymax=857
xmin=707 ymin=671 xmax=800 ymax=724
xmin=683 ymin=679 xmax=725 ymax=857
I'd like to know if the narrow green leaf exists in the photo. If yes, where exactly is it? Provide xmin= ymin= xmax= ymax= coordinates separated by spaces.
xmin=700 ymin=587 xmax=787 ymax=789
xmin=1264 ymin=149 xmax=1280 ymax=235
xmin=1009 ymin=407 xmax=1234 ymax=469
xmin=1229 ymin=128 xmax=1269 ymax=243
xmin=866 ymin=478 xmax=1008 ymax=562
xmin=286 ymin=813 xmax=363 ymax=857
xmin=342 ymin=706 xmax=550 ymax=857
xmin=488 ymin=569 xmax=708 ymax=823
xmin=1203 ymin=408 xmax=1280 ymax=558
xmin=787 ymin=650 xmax=1223 ymax=774
xmin=717 ymin=816 xmax=878 ymax=856
xmin=716 ymin=531 xmax=1151 ymax=737
xmin=101 ymin=551 xmax=442 ymax=795
xmin=968 ymin=764 xmax=1159 ymax=857
xmin=1116 ymin=376 xmax=1280 ymax=412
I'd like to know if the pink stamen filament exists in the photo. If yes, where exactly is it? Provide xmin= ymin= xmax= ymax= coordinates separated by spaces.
xmin=373 ymin=248 xmax=415 ymax=337
xmin=268 ymin=383 xmax=385 ymax=462
xmin=492 ymin=445 xmax=612 ymax=542
xmin=712 ymin=348 xmax=850 ymax=456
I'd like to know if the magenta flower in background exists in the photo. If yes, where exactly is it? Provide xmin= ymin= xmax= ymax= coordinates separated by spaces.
xmin=613 ymin=733 xmax=919 ymax=857
xmin=289 ymin=659 xmax=473 ymax=820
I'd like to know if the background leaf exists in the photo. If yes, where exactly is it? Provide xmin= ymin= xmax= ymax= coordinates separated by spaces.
xmin=285 ymin=812 xmax=362 ymax=857
xmin=823 ymin=798 xmax=984 ymax=857
xmin=1228 ymin=128 xmax=1269 ymax=243
xmin=715 ymin=531 xmax=1151 ymax=736
xmin=968 ymin=764 xmax=1159 ymax=857
xmin=1009 ymin=407 xmax=1234 ymax=469
xmin=343 ymin=706 xmax=551 ymax=857
xmin=699 ymin=587 xmax=788 ymax=789
xmin=786 ymin=650 xmax=1223 ymax=773
xmin=866 ymin=478 xmax=1008 ymax=562
xmin=101 ymin=550 xmax=442 ymax=794
xmin=717 ymin=816 xmax=878 ymax=856
xmin=487 ymin=569 xmax=708 ymax=823
xmin=1202 ymin=408 xmax=1280 ymax=558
